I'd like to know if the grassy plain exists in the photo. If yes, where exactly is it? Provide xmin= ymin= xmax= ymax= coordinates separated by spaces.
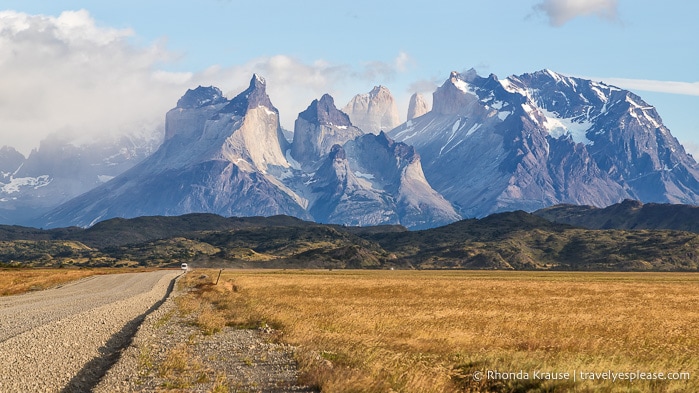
xmin=0 ymin=267 xmax=155 ymax=296
xmin=181 ymin=270 xmax=699 ymax=392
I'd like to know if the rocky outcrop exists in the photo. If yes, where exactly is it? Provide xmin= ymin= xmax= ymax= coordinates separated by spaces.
xmin=407 ymin=93 xmax=429 ymax=120
xmin=0 ymin=146 xmax=24 ymax=175
xmin=342 ymin=86 xmax=400 ymax=134
xmin=290 ymin=94 xmax=363 ymax=167
xmin=309 ymin=132 xmax=459 ymax=228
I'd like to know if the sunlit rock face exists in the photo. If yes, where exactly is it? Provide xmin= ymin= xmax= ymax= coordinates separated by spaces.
xmin=343 ymin=86 xmax=401 ymax=135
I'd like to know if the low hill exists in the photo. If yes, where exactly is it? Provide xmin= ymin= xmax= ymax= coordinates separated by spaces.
xmin=534 ymin=200 xmax=699 ymax=233
xmin=2 ymin=210 xmax=699 ymax=271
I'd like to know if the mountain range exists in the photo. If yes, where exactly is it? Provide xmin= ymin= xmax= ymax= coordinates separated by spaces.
xmin=37 ymin=76 xmax=457 ymax=229
xmin=390 ymin=69 xmax=699 ymax=217
xmin=0 ymin=132 xmax=159 ymax=224
xmin=3 ymin=68 xmax=699 ymax=229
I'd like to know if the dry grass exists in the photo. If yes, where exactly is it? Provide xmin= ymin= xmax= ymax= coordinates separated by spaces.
xmin=181 ymin=270 xmax=699 ymax=392
xmin=158 ymin=343 xmax=209 ymax=389
xmin=0 ymin=268 xmax=153 ymax=296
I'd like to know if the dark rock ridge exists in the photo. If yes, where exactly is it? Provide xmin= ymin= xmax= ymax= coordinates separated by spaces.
xmin=176 ymin=86 xmax=227 ymax=109
xmin=535 ymin=199 xmax=699 ymax=233
xmin=220 ymin=74 xmax=276 ymax=116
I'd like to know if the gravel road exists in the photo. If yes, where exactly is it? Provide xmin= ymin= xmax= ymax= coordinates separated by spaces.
xmin=0 ymin=270 xmax=179 ymax=392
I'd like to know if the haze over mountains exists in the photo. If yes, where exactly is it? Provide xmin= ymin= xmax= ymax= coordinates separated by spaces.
xmin=2 ymin=67 xmax=699 ymax=229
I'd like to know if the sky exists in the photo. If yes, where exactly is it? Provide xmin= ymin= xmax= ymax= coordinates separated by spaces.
xmin=1 ymin=0 xmax=698 ymax=156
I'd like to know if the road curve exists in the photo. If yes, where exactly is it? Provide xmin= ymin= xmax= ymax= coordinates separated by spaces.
xmin=0 ymin=270 xmax=179 ymax=392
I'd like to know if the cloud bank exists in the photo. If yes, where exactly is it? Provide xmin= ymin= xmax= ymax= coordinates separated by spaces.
xmin=595 ymin=77 xmax=699 ymax=96
xmin=534 ymin=0 xmax=619 ymax=26
xmin=0 ymin=10 xmax=183 ymax=154
xmin=0 ymin=10 xmax=409 ymax=155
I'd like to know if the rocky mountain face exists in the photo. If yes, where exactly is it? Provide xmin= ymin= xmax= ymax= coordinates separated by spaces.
xmin=342 ymin=86 xmax=401 ymax=134
xmin=308 ymin=132 xmax=459 ymax=229
xmin=0 ymin=132 xmax=160 ymax=224
xmin=39 ymin=75 xmax=310 ymax=228
xmin=18 ymin=68 xmax=699 ymax=229
xmin=505 ymin=70 xmax=699 ymax=204
xmin=39 ymin=76 xmax=457 ymax=229
xmin=390 ymin=69 xmax=699 ymax=217
xmin=407 ymin=93 xmax=429 ymax=120
xmin=291 ymin=94 xmax=364 ymax=167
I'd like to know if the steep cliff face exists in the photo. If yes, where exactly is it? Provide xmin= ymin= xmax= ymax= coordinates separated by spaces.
xmin=293 ymin=95 xmax=459 ymax=228
xmin=308 ymin=133 xmax=459 ymax=228
xmin=407 ymin=93 xmax=429 ymax=120
xmin=343 ymin=132 xmax=460 ymax=229
xmin=291 ymin=94 xmax=364 ymax=167
xmin=342 ymin=86 xmax=401 ymax=134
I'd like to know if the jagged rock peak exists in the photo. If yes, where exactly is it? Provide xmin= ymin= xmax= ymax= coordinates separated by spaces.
xmin=369 ymin=85 xmax=392 ymax=98
xmin=176 ymin=86 xmax=226 ymax=109
xmin=375 ymin=131 xmax=418 ymax=163
xmin=342 ymin=86 xmax=401 ymax=134
xmin=432 ymin=69 xmax=487 ymax=115
xmin=221 ymin=74 xmax=277 ymax=115
xmin=0 ymin=145 xmax=25 ymax=173
xmin=453 ymin=68 xmax=478 ymax=82
xmin=299 ymin=94 xmax=352 ymax=127
xmin=407 ymin=93 xmax=429 ymax=120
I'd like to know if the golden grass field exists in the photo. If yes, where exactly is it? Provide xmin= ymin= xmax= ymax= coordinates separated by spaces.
xmin=180 ymin=270 xmax=699 ymax=392
xmin=0 ymin=267 xmax=155 ymax=296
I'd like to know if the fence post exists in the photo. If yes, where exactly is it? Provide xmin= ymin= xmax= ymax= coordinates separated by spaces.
xmin=215 ymin=268 xmax=223 ymax=285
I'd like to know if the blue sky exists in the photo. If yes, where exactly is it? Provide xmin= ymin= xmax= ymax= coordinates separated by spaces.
xmin=1 ymin=0 xmax=698 ymax=155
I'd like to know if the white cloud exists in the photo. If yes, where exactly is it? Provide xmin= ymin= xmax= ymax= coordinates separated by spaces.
xmin=0 ymin=10 xmax=411 ymax=154
xmin=0 ymin=10 xmax=184 ymax=155
xmin=593 ymin=77 xmax=699 ymax=96
xmin=682 ymin=141 xmax=699 ymax=160
xmin=534 ymin=0 xmax=619 ymax=26
xmin=394 ymin=51 xmax=411 ymax=72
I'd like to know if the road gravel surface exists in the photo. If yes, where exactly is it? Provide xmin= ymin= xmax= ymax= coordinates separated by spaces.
xmin=0 ymin=270 xmax=179 ymax=392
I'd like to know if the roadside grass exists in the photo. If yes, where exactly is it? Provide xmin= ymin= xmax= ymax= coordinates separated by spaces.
xmin=158 ymin=343 xmax=209 ymax=389
xmin=178 ymin=270 xmax=699 ymax=393
xmin=0 ymin=267 xmax=155 ymax=296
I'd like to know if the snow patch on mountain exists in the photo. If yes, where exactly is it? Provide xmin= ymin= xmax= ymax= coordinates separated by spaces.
xmin=539 ymin=107 xmax=593 ymax=144
xmin=1 ymin=175 xmax=51 ymax=194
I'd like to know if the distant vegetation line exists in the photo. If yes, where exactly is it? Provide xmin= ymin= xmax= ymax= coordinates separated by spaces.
xmin=2 ymin=202 xmax=699 ymax=271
